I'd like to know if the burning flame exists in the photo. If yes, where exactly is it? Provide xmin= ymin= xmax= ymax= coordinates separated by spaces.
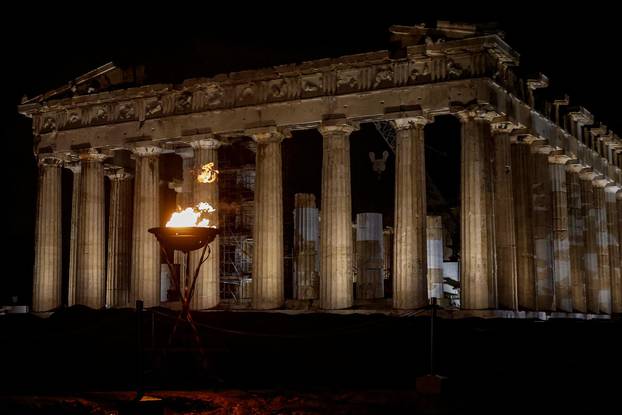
xmin=166 ymin=202 xmax=216 ymax=228
xmin=197 ymin=162 xmax=219 ymax=183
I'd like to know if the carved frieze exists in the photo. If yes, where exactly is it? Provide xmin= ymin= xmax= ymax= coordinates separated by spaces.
xmin=117 ymin=102 xmax=136 ymax=121
xmin=373 ymin=65 xmax=394 ymax=88
xmin=267 ymin=78 xmax=288 ymax=100
xmin=301 ymin=73 xmax=323 ymax=97
xmin=41 ymin=116 xmax=56 ymax=133
xmin=236 ymin=82 xmax=257 ymax=105
xmin=144 ymin=99 xmax=163 ymax=118
xmin=337 ymin=69 xmax=359 ymax=91
xmin=203 ymin=83 xmax=225 ymax=107
xmin=175 ymin=92 xmax=192 ymax=113
xmin=92 ymin=105 xmax=110 ymax=123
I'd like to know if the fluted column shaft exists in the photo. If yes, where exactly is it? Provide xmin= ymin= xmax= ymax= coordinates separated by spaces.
xmin=616 ymin=190 xmax=622 ymax=313
xmin=106 ymin=169 xmax=134 ymax=307
xmin=566 ymin=164 xmax=587 ymax=313
xmin=67 ymin=163 xmax=81 ymax=306
xmin=580 ymin=171 xmax=600 ymax=313
xmin=606 ymin=186 xmax=621 ymax=313
xmin=426 ymin=216 xmax=444 ymax=299
xmin=511 ymin=140 xmax=536 ymax=309
xmin=191 ymin=138 xmax=221 ymax=310
xmin=32 ymin=156 xmax=63 ymax=312
xmin=251 ymin=129 xmax=285 ymax=309
xmin=459 ymin=115 xmax=495 ymax=309
xmin=131 ymin=146 xmax=161 ymax=307
xmin=492 ymin=129 xmax=518 ymax=310
xmin=549 ymin=155 xmax=573 ymax=312
xmin=319 ymin=124 xmax=355 ymax=309
xmin=392 ymin=117 xmax=428 ymax=308
xmin=293 ymin=193 xmax=320 ymax=300
xmin=75 ymin=150 xmax=107 ymax=308
xmin=531 ymin=145 xmax=555 ymax=311
xmin=593 ymin=179 xmax=611 ymax=313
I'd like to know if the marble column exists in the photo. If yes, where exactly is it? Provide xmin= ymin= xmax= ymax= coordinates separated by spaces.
xmin=32 ymin=156 xmax=63 ymax=312
xmin=105 ymin=168 xmax=134 ymax=307
xmin=579 ymin=170 xmax=600 ymax=313
xmin=549 ymin=154 xmax=573 ymax=312
xmin=391 ymin=117 xmax=428 ymax=309
xmin=130 ymin=145 xmax=162 ymax=308
xmin=190 ymin=137 xmax=221 ymax=310
xmin=355 ymin=212 xmax=384 ymax=299
xmin=459 ymin=113 xmax=495 ymax=310
xmin=531 ymin=144 xmax=555 ymax=311
xmin=293 ymin=193 xmax=320 ymax=300
xmin=616 ymin=190 xmax=622 ymax=313
xmin=566 ymin=163 xmax=587 ymax=313
xmin=606 ymin=185 xmax=621 ymax=313
xmin=319 ymin=123 xmax=355 ymax=309
xmin=492 ymin=126 xmax=518 ymax=310
xmin=66 ymin=162 xmax=81 ymax=307
xmin=593 ymin=178 xmax=611 ymax=313
xmin=426 ymin=216 xmax=444 ymax=300
xmin=251 ymin=128 xmax=285 ymax=309
xmin=511 ymin=138 xmax=536 ymax=310
xmin=75 ymin=150 xmax=107 ymax=308
xmin=174 ymin=148 xmax=195 ymax=294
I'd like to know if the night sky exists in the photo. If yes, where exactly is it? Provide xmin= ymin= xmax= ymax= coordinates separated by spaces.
xmin=2 ymin=3 xmax=620 ymax=304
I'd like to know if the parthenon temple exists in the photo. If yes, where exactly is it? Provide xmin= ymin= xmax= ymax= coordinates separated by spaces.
xmin=19 ymin=21 xmax=622 ymax=318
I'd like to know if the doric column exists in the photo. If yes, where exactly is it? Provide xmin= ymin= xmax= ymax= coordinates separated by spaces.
xmin=190 ymin=137 xmax=221 ymax=310
xmin=491 ymin=124 xmax=518 ymax=310
xmin=391 ymin=117 xmax=428 ymax=309
xmin=293 ymin=193 xmax=320 ymax=300
xmin=319 ymin=123 xmax=355 ymax=309
xmin=579 ymin=170 xmax=600 ymax=313
xmin=355 ymin=212 xmax=384 ymax=299
xmin=549 ymin=154 xmax=573 ymax=312
xmin=566 ymin=163 xmax=587 ymax=313
xmin=105 ymin=168 xmax=134 ymax=307
xmin=32 ymin=155 xmax=63 ymax=312
xmin=606 ymin=185 xmax=621 ymax=313
xmin=426 ymin=216 xmax=444 ymax=299
xmin=593 ymin=177 xmax=611 ymax=313
xmin=173 ymin=147 xmax=195 ymax=294
xmin=250 ymin=128 xmax=285 ymax=309
xmin=75 ymin=149 xmax=107 ymax=308
xmin=511 ymin=138 xmax=536 ymax=310
xmin=66 ymin=162 xmax=81 ymax=307
xmin=617 ymin=190 xmax=622 ymax=313
xmin=531 ymin=144 xmax=555 ymax=311
xmin=458 ymin=112 xmax=495 ymax=310
xmin=130 ymin=145 xmax=162 ymax=308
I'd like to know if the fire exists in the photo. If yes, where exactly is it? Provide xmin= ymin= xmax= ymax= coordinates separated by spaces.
xmin=197 ymin=162 xmax=219 ymax=183
xmin=166 ymin=202 xmax=216 ymax=228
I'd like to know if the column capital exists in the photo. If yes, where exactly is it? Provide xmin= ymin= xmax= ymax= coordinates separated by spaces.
xmin=318 ymin=123 xmax=356 ymax=136
xmin=579 ymin=169 xmax=599 ymax=182
xmin=455 ymin=106 xmax=502 ymax=123
xmin=247 ymin=126 xmax=288 ymax=144
xmin=593 ymin=177 xmax=612 ymax=188
xmin=548 ymin=154 xmax=573 ymax=165
xmin=131 ymin=144 xmax=162 ymax=157
xmin=189 ymin=136 xmax=222 ymax=150
xmin=65 ymin=161 xmax=81 ymax=174
xmin=105 ymin=167 xmax=133 ymax=181
xmin=566 ymin=163 xmax=589 ymax=174
xmin=390 ymin=116 xmax=429 ymax=131
xmin=37 ymin=154 xmax=63 ymax=167
xmin=605 ymin=183 xmax=621 ymax=194
xmin=616 ymin=189 xmax=622 ymax=200
xmin=79 ymin=148 xmax=109 ymax=163
xmin=491 ymin=121 xmax=525 ymax=135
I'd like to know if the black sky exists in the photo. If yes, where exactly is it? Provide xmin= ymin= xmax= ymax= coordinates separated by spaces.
xmin=2 ymin=2 xmax=620 ymax=303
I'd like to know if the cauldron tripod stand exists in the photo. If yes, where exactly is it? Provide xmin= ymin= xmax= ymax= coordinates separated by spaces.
xmin=148 ymin=227 xmax=220 ymax=366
